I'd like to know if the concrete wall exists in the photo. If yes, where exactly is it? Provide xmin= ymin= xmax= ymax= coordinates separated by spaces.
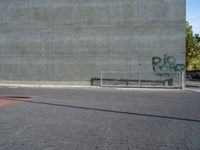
xmin=0 ymin=0 xmax=186 ymax=84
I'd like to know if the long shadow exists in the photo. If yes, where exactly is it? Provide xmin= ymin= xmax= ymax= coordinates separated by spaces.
xmin=3 ymin=98 xmax=200 ymax=123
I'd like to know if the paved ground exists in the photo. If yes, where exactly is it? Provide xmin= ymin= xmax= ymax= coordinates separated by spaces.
xmin=186 ymin=80 xmax=200 ymax=93
xmin=186 ymin=80 xmax=200 ymax=88
xmin=0 ymin=87 xmax=200 ymax=150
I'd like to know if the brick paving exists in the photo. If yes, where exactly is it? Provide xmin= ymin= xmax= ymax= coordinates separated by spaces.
xmin=0 ymin=87 xmax=200 ymax=150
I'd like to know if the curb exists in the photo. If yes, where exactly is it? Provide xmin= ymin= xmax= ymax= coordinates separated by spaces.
xmin=186 ymin=88 xmax=200 ymax=93
xmin=0 ymin=83 xmax=185 ymax=92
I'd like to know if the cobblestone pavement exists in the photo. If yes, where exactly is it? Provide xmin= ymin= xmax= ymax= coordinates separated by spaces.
xmin=0 ymin=87 xmax=200 ymax=150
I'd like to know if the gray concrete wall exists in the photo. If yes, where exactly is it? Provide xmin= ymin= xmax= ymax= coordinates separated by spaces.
xmin=0 ymin=0 xmax=186 ymax=84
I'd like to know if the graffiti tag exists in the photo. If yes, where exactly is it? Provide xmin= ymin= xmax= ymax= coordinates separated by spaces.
xmin=152 ymin=55 xmax=185 ymax=72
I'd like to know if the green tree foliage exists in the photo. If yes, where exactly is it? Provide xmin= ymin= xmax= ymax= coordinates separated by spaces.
xmin=186 ymin=22 xmax=200 ymax=70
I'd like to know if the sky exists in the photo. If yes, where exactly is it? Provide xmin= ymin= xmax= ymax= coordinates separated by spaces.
xmin=187 ymin=0 xmax=200 ymax=34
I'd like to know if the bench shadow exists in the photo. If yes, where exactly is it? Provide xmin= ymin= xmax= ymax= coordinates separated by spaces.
xmin=5 ymin=98 xmax=200 ymax=123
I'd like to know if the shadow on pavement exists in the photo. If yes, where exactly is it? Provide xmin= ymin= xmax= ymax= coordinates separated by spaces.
xmin=3 ymin=98 xmax=200 ymax=123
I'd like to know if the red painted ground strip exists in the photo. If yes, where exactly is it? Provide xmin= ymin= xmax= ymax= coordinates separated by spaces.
xmin=0 ymin=98 xmax=20 ymax=106
xmin=0 ymin=96 xmax=33 ymax=107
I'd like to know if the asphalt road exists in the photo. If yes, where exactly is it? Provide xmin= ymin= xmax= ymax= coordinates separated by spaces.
xmin=0 ymin=87 xmax=200 ymax=150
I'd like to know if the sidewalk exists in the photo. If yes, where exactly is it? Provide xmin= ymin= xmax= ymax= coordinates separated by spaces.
xmin=186 ymin=80 xmax=200 ymax=87
xmin=186 ymin=80 xmax=200 ymax=93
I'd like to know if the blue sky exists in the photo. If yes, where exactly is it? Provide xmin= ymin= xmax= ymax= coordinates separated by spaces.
xmin=187 ymin=0 xmax=200 ymax=34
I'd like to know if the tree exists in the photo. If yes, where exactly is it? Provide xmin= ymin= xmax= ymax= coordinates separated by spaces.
xmin=186 ymin=22 xmax=200 ymax=70
xmin=195 ymin=34 xmax=200 ymax=43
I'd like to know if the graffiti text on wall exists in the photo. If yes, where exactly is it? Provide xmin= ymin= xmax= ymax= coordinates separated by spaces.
xmin=152 ymin=55 xmax=185 ymax=72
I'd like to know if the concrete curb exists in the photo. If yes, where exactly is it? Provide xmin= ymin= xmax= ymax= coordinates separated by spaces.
xmin=0 ymin=83 xmax=93 ymax=89
xmin=186 ymin=88 xmax=200 ymax=93
xmin=0 ymin=83 xmax=185 ymax=92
